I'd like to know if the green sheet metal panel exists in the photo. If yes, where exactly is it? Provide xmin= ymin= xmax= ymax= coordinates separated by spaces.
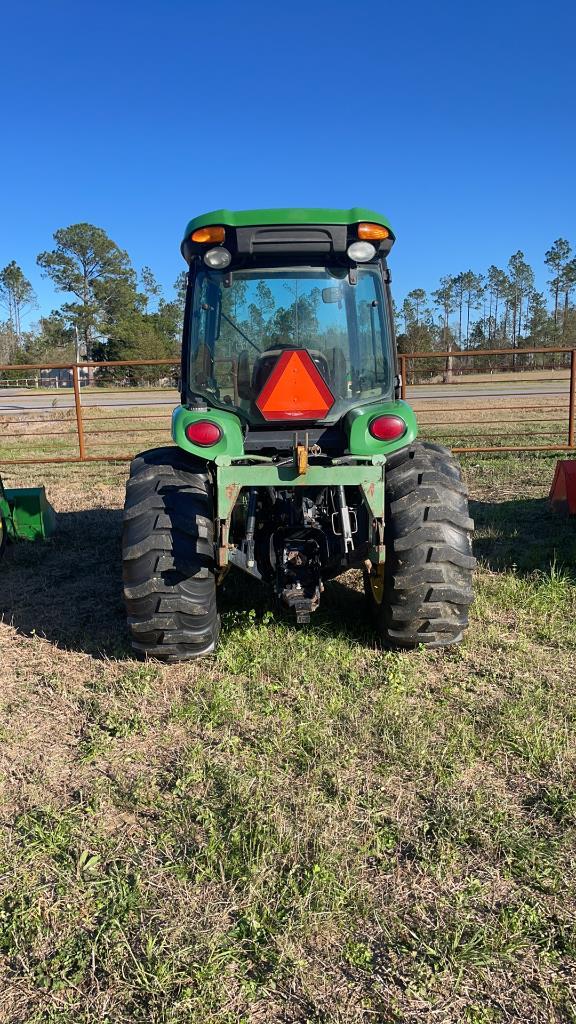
xmin=172 ymin=406 xmax=245 ymax=459
xmin=214 ymin=457 xmax=385 ymax=522
xmin=0 ymin=489 xmax=10 ymax=551
xmin=346 ymin=400 xmax=418 ymax=456
xmin=3 ymin=486 xmax=57 ymax=540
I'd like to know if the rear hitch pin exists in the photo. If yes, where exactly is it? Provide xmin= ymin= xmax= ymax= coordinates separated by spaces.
xmin=294 ymin=430 xmax=309 ymax=475
xmin=245 ymin=488 xmax=258 ymax=567
xmin=336 ymin=485 xmax=354 ymax=559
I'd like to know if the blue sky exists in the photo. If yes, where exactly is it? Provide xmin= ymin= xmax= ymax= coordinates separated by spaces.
xmin=0 ymin=0 xmax=574 ymax=327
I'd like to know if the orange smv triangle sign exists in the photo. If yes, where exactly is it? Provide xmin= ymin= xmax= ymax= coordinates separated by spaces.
xmin=256 ymin=349 xmax=335 ymax=421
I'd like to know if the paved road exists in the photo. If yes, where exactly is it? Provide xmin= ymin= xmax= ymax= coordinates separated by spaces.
xmin=0 ymin=389 xmax=180 ymax=413
xmin=0 ymin=379 xmax=570 ymax=413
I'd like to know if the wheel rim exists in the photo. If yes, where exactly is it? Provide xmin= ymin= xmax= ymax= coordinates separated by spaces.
xmin=369 ymin=564 xmax=385 ymax=604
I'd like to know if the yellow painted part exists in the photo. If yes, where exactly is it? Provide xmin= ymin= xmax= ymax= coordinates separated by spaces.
xmin=369 ymin=563 xmax=385 ymax=604
xmin=296 ymin=445 xmax=308 ymax=475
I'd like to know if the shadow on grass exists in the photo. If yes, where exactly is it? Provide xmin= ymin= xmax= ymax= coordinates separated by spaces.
xmin=470 ymin=497 xmax=576 ymax=577
xmin=4 ymin=496 xmax=572 ymax=659
xmin=0 ymin=507 xmax=128 ymax=658
xmin=1 ymin=506 xmax=372 ymax=658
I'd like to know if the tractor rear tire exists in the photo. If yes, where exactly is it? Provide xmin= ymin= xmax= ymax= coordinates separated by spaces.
xmin=122 ymin=447 xmax=219 ymax=662
xmin=364 ymin=441 xmax=475 ymax=649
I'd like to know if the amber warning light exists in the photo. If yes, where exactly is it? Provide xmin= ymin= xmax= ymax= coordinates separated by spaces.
xmin=191 ymin=225 xmax=226 ymax=243
xmin=357 ymin=222 xmax=390 ymax=240
xmin=256 ymin=349 xmax=335 ymax=421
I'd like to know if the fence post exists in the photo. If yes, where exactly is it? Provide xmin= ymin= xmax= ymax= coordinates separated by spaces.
xmin=565 ymin=350 xmax=569 ymax=450
xmin=72 ymin=364 xmax=86 ymax=460
xmin=400 ymin=354 xmax=407 ymax=400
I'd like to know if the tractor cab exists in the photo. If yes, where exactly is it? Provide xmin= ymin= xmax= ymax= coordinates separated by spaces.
xmin=180 ymin=209 xmax=398 ymax=431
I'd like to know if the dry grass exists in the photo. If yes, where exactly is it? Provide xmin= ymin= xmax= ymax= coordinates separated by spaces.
xmin=0 ymin=407 xmax=174 ymax=462
xmin=411 ymin=395 xmax=571 ymax=449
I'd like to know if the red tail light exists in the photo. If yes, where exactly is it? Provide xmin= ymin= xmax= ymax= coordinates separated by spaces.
xmin=368 ymin=415 xmax=407 ymax=441
xmin=185 ymin=420 xmax=223 ymax=446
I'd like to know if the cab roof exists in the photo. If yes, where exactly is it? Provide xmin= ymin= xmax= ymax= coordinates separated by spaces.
xmin=182 ymin=207 xmax=394 ymax=247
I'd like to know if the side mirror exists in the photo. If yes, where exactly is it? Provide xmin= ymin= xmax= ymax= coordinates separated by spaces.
xmin=322 ymin=286 xmax=341 ymax=304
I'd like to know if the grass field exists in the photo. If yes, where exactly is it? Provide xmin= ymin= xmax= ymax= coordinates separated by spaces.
xmin=1 ymin=452 xmax=576 ymax=1023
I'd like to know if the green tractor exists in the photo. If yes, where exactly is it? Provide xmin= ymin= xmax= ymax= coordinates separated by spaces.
xmin=122 ymin=208 xmax=475 ymax=661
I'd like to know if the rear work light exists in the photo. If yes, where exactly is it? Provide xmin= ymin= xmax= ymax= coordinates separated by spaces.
xmin=347 ymin=241 xmax=376 ymax=262
xmin=185 ymin=420 xmax=223 ymax=446
xmin=191 ymin=225 xmax=226 ymax=243
xmin=204 ymin=246 xmax=232 ymax=268
xmin=368 ymin=415 xmax=407 ymax=441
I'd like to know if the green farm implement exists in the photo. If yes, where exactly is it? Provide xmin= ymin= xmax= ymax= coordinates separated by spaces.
xmin=122 ymin=208 xmax=475 ymax=660
xmin=0 ymin=478 xmax=56 ymax=558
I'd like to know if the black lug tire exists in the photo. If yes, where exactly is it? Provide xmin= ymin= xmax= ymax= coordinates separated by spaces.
xmin=122 ymin=446 xmax=220 ymax=662
xmin=364 ymin=441 xmax=476 ymax=649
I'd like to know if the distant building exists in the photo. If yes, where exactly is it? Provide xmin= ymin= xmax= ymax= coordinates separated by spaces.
xmin=40 ymin=368 xmax=89 ymax=387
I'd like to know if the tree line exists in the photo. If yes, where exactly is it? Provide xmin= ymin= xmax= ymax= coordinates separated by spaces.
xmin=395 ymin=239 xmax=576 ymax=376
xmin=1 ymin=225 xmax=575 ymax=380
xmin=0 ymin=223 xmax=186 ymax=376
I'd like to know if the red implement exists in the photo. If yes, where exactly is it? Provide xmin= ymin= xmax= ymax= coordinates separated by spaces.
xmin=549 ymin=460 xmax=576 ymax=515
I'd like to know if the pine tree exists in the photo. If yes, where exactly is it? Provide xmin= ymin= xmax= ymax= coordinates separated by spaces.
xmin=486 ymin=266 xmax=509 ymax=342
xmin=406 ymin=288 xmax=426 ymax=326
xmin=460 ymin=271 xmax=484 ymax=346
xmin=0 ymin=261 xmax=36 ymax=344
xmin=507 ymin=252 xmax=534 ymax=359
xmin=560 ymin=258 xmax=576 ymax=340
xmin=432 ymin=277 xmax=457 ymax=382
xmin=37 ymin=224 xmax=137 ymax=359
xmin=544 ymin=238 xmax=572 ymax=334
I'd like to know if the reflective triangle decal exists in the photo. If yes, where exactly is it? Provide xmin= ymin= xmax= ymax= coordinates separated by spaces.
xmin=256 ymin=349 xmax=335 ymax=421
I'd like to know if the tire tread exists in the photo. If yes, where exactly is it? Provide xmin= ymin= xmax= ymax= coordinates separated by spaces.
xmin=366 ymin=441 xmax=475 ymax=649
xmin=122 ymin=446 xmax=219 ymax=661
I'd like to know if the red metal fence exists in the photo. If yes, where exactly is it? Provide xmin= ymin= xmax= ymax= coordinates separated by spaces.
xmin=398 ymin=347 xmax=576 ymax=454
xmin=0 ymin=348 xmax=575 ymax=465
xmin=0 ymin=359 xmax=178 ymax=465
